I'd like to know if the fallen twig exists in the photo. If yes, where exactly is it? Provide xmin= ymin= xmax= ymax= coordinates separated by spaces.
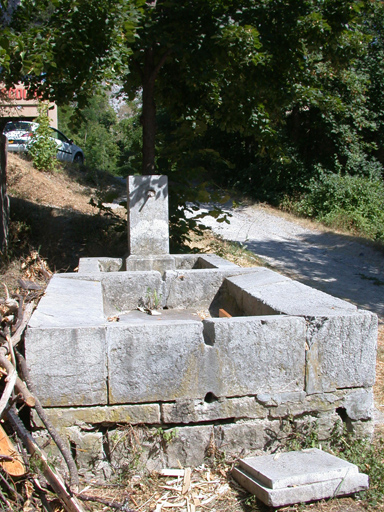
xmin=6 ymin=407 xmax=85 ymax=512
xmin=75 ymin=493 xmax=135 ymax=510
xmin=15 ymin=350 xmax=79 ymax=490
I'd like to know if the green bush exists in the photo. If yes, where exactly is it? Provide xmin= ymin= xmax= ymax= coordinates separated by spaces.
xmin=28 ymin=103 xmax=58 ymax=172
xmin=292 ymin=173 xmax=384 ymax=241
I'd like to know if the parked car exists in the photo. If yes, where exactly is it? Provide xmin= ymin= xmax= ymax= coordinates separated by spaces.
xmin=3 ymin=121 xmax=84 ymax=164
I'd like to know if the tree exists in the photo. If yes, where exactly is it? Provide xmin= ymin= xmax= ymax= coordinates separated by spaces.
xmin=28 ymin=103 xmax=59 ymax=171
xmin=2 ymin=0 xmax=384 ymax=185
xmin=59 ymin=93 xmax=121 ymax=173
xmin=0 ymin=0 xmax=139 ymax=250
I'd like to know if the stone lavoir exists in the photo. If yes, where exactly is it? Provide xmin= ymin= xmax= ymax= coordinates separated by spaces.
xmin=25 ymin=175 xmax=378 ymax=480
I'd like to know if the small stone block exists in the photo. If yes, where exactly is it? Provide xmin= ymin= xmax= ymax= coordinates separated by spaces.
xmin=232 ymin=448 xmax=368 ymax=507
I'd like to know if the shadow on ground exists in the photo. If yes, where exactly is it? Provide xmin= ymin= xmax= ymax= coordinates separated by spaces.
xmin=244 ymin=230 xmax=384 ymax=318
xmin=9 ymin=196 xmax=128 ymax=272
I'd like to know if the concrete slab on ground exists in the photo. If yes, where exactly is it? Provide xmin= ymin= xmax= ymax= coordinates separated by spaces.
xmin=232 ymin=448 xmax=368 ymax=507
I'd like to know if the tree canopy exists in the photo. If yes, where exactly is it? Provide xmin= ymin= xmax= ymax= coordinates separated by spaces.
xmin=1 ymin=0 xmax=384 ymax=192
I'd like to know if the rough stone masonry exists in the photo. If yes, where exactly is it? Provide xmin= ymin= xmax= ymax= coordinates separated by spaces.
xmin=25 ymin=175 xmax=378 ymax=480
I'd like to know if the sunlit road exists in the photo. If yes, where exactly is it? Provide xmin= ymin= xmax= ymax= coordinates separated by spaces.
xmin=198 ymin=203 xmax=384 ymax=319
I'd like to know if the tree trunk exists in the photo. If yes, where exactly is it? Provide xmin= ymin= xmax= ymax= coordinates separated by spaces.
xmin=0 ymin=130 xmax=9 ymax=253
xmin=142 ymin=48 xmax=157 ymax=175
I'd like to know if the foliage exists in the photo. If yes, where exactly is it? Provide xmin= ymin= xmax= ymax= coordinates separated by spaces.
xmin=27 ymin=103 xmax=58 ymax=172
xmin=0 ymin=0 xmax=140 ymax=109
xmin=333 ymin=434 xmax=384 ymax=507
xmin=58 ymin=91 xmax=143 ymax=175
xmin=3 ymin=0 xmax=384 ymax=241
xmin=290 ymin=172 xmax=384 ymax=241
xmin=285 ymin=421 xmax=384 ymax=508
xmin=59 ymin=93 xmax=121 ymax=173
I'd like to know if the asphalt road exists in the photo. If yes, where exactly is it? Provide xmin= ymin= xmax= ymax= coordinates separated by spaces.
xmin=198 ymin=203 xmax=384 ymax=320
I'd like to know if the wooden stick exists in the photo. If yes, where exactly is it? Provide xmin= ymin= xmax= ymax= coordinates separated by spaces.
xmin=15 ymin=351 xmax=79 ymax=489
xmin=75 ymin=493 xmax=134 ymax=510
xmin=0 ymin=355 xmax=16 ymax=417
xmin=6 ymin=408 xmax=85 ymax=512
xmin=11 ymin=301 xmax=35 ymax=347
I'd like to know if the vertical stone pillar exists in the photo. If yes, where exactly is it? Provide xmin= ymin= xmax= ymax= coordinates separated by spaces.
xmin=127 ymin=175 xmax=169 ymax=256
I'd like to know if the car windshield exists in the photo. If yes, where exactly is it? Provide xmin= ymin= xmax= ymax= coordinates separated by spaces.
xmin=4 ymin=121 xmax=34 ymax=133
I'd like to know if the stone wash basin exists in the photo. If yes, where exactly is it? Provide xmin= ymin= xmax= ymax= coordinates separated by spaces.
xmin=25 ymin=253 xmax=378 ymax=471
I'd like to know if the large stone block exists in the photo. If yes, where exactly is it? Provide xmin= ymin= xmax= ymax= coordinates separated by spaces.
xmin=101 ymin=271 xmax=164 ymax=315
xmin=26 ymin=326 xmax=107 ymax=407
xmin=164 ymin=268 xmax=261 ymax=311
xmin=65 ymin=427 xmax=104 ymax=476
xmin=305 ymin=311 xmax=377 ymax=393
xmin=31 ymin=404 xmax=160 ymax=429
xmin=28 ymin=275 xmax=104 ymax=328
xmin=107 ymin=320 xmax=205 ymax=403
xmin=202 ymin=316 xmax=306 ymax=397
xmin=232 ymin=449 xmax=369 ymax=508
xmin=161 ymin=396 xmax=267 ymax=424
xmin=128 ymin=175 xmax=169 ymax=255
xmin=225 ymin=270 xmax=358 ymax=317
xmin=196 ymin=254 xmax=240 ymax=269
xmin=165 ymin=425 xmax=213 ymax=468
xmin=214 ymin=420 xmax=282 ymax=457
xmin=343 ymin=388 xmax=374 ymax=420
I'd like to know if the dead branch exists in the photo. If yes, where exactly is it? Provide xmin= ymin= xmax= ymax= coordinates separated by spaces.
xmin=15 ymin=351 xmax=79 ymax=490
xmin=0 ymin=354 xmax=16 ymax=417
xmin=11 ymin=301 xmax=35 ymax=347
xmin=75 ymin=493 xmax=135 ymax=510
xmin=6 ymin=407 xmax=85 ymax=512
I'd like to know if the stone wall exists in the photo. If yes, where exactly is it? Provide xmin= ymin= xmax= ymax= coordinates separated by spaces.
xmin=26 ymin=255 xmax=378 ymax=480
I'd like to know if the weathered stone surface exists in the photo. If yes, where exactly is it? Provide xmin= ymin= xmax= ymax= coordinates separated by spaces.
xmin=101 ymin=271 xmax=164 ymax=315
xmin=128 ymin=175 xmax=169 ymax=255
xmin=234 ymin=466 xmax=368 ymax=508
xmin=197 ymin=254 xmax=239 ymax=269
xmin=107 ymin=426 xmax=168 ymax=473
xmin=126 ymin=255 xmax=176 ymax=273
xmin=349 ymin=419 xmax=375 ymax=438
xmin=226 ymin=270 xmax=358 ymax=317
xmin=78 ymin=257 xmax=123 ymax=273
xmin=165 ymin=425 xmax=213 ymax=468
xmin=343 ymin=388 xmax=374 ymax=420
xmin=214 ymin=420 xmax=281 ymax=457
xmin=27 ymin=275 xmax=104 ymax=328
xmin=26 ymin=326 xmax=107 ymax=407
xmin=107 ymin=321 xmax=205 ymax=403
xmin=233 ymin=449 xmax=368 ymax=507
xmin=202 ymin=316 xmax=306 ymax=397
xmin=173 ymin=254 xmax=199 ymax=269
xmin=164 ymin=268 xmax=262 ymax=311
xmin=65 ymin=427 xmax=104 ymax=475
xmin=162 ymin=396 xmax=267 ymax=424
xmin=31 ymin=404 xmax=160 ymax=429
xmin=256 ymin=391 xmax=306 ymax=407
xmin=305 ymin=311 xmax=378 ymax=393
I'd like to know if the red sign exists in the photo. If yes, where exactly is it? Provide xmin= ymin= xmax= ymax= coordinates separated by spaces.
xmin=1 ymin=86 xmax=40 ymax=101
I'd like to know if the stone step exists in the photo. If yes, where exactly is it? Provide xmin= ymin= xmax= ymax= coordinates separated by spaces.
xmin=232 ymin=448 xmax=368 ymax=508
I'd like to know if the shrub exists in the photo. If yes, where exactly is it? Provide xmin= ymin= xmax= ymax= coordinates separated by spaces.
xmin=292 ymin=173 xmax=384 ymax=241
xmin=28 ymin=103 xmax=58 ymax=172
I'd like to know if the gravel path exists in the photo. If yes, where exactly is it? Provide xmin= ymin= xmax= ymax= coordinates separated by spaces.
xmin=199 ymin=203 xmax=384 ymax=319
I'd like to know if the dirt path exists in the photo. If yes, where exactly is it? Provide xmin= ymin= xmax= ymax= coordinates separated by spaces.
xmin=199 ymin=203 xmax=384 ymax=320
